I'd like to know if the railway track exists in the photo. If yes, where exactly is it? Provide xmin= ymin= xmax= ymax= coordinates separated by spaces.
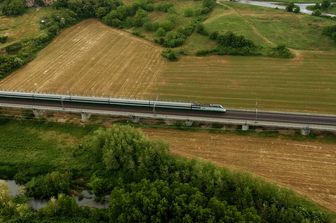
xmin=0 ymin=96 xmax=336 ymax=127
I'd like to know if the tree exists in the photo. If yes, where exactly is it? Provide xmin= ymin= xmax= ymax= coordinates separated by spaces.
xmin=286 ymin=2 xmax=295 ymax=12
xmin=133 ymin=8 xmax=148 ymax=27
xmin=2 ymin=0 xmax=26 ymax=16
xmin=26 ymin=171 xmax=71 ymax=199
xmin=312 ymin=9 xmax=322 ymax=16
xmin=321 ymin=0 xmax=331 ymax=9
xmin=161 ymin=49 xmax=178 ymax=61
xmin=155 ymin=27 xmax=166 ymax=37
xmin=293 ymin=6 xmax=300 ymax=13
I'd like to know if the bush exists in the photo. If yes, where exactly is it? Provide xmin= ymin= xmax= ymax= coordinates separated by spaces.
xmin=332 ymin=32 xmax=336 ymax=42
xmin=195 ymin=24 xmax=208 ymax=36
xmin=0 ymin=35 xmax=8 ymax=43
xmin=293 ymin=6 xmax=300 ymax=13
xmin=183 ymin=8 xmax=194 ymax=17
xmin=144 ymin=21 xmax=159 ymax=31
xmin=2 ymin=0 xmax=26 ymax=16
xmin=26 ymin=171 xmax=71 ymax=199
xmin=163 ymin=31 xmax=186 ymax=48
xmin=39 ymin=194 xmax=81 ymax=218
xmin=322 ymin=25 xmax=336 ymax=36
xmin=155 ymin=27 xmax=166 ymax=37
xmin=209 ymin=31 xmax=219 ymax=40
xmin=161 ymin=49 xmax=178 ymax=61
xmin=312 ymin=9 xmax=322 ymax=16
xmin=0 ymin=55 xmax=23 ymax=78
xmin=322 ymin=25 xmax=336 ymax=42
xmin=160 ymin=19 xmax=175 ymax=32
xmin=196 ymin=49 xmax=217 ymax=56
xmin=321 ymin=0 xmax=331 ymax=10
xmin=216 ymin=32 xmax=255 ymax=49
xmin=178 ymin=25 xmax=195 ymax=37
xmin=35 ymin=0 xmax=45 ymax=7
xmin=286 ymin=2 xmax=295 ymax=12
xmin=5 ymin=42 xmax=22 ymax=53
xmin=156 ymin=2 xmax=173 ymax=12
xmin=268 ymin=45 xmax=293 ymax=58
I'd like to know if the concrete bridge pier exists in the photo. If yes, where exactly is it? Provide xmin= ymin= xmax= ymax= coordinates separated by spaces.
xmin=129 ymin=115 xmax=140 ymax=123
xmin=185 ymin=120 xmax=193 ymax=127
xmin=33 ymin=109 xmax=44 ymax=118
xmin=301 ymin=126 xmax=310 ymax=136
xmin=81 ymin=112 xmax=91 ymax=122
xmin=242 ymin=124 xmax=249 ymax=131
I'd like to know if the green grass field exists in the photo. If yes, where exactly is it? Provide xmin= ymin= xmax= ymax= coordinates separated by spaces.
xmin=0 ymin=119 xmax=94 ymax=179
xmin=0 ymin=7 xmax=57 ymax=48
xmin=204 ymin=3 xmax=336 ymax=50
xmin=149 ymin=50 xmax=336 ymax=114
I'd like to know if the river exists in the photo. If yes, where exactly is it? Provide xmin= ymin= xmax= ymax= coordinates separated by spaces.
xmin=235 ymin=0 xmax=336 ymax=17
xmin=0 ymin=180 xmax=108 ymax=210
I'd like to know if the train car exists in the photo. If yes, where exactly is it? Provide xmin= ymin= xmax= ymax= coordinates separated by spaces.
xmin=0 ymin=91 xmax=226 ymax=113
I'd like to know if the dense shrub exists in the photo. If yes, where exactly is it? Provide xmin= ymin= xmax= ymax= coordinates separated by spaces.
xmin=209 ymin=31 xmax=219 ymax=40
xmin=195 ymin=24 xmax=208 ymax=35
xmin=323 ymin=25 xmax=336 ymax=42
xmin=293 ymin=5 xmax=300 ymax=13
xmin=216 ymin=31 xmax=255 ymax=49
xmin=163 ymin=31 xmax=186 ymax=47
xmin=26 ymin=171 xmax=71 ymax=199
xmin=161 ymin=49 xmax=178 ymax=61
xmin=286 ymin=2 xmax=295 ymax=12
xmin=196 ymin=49 xmax=217 ymax=56
xmin=184 ymin=8 xmax=194 ymax=17
xmin=160 ymin=19 xmax=175 ymax=32
xmin=268 ymin=45 xmax=293 ymax=58
xmin=312 ymin=9 xmax=322 ymax=16
xmin=155 ymin=27 xmax=166 ymax=37
xmin=321 ymin=0 xmax=331 ymax=10
xmin=143 ymin=21 xmax=159 ymax=31
xmin=155 ymin=2 xmax=173 ymax=12
xmin=39 ymin=194 xmax=82 ymax=218
xmin=0 ymin=35 xmax=8 ymax=43
xmin=2 ymin=0 xmax=26 ymax=16
xmin=0 ymin=55 xmax=23 ymax=78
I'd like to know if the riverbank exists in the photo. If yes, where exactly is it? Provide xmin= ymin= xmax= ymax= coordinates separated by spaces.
xmin=232 ymin=0 xmax=336 ymax=17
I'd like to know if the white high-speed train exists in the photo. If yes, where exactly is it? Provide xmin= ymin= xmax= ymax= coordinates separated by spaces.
xmin=0 ymin=91 xmax=226 ymax=113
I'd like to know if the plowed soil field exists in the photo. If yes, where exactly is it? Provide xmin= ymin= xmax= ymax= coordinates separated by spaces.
xmin=0 ymin=19 xmax=165 ymax=99
xmin=144 ymin=129 xmax=336 ymax=212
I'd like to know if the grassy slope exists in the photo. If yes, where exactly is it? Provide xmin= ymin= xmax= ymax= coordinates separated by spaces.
xmin=204 ymin=2 xmax=336 ymax=50
xmin=0 ymin=7 xmax=57 ymax=48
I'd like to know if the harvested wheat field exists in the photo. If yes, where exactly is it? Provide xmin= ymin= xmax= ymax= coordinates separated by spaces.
xmin=0 ymin=19 xmax=165 ymax=98
xmin=144 ymin=129 xmax=336 ymax=211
